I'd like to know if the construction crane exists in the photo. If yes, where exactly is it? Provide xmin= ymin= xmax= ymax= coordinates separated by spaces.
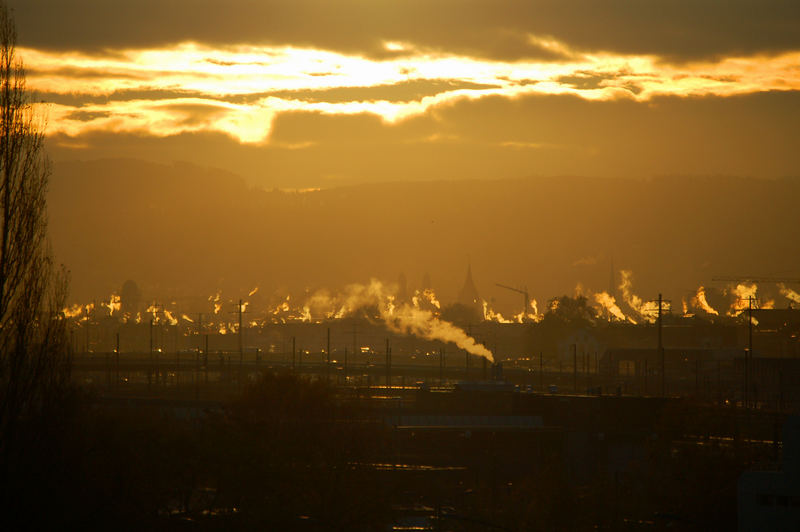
xmin=712 ymin=276 xmax=800 ymax=284
xmin=495 ymin=283 xmax=529 ymax=321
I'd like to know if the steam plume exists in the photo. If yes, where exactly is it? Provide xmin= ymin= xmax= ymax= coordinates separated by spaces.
xmin=692 ymin=286 xmax=719 ymax=316
xmin=102 ymin=294 xmax=121 ymax=316
xmin=411 ymin=288 xmax=442 ymax=311
xmin=482 ymin=300 xmax=512 ymax=324
xmin=163 ymin=309 xmax=178 ymax=326
xmin=593 ymin=291 xmax=631 ymax=322
xmin=780 ymin=284 xmax=800 ymax=305
xmin=310 ymin=280 xmax=494 ymax=363
xmin=208 ymin=291 xmax=222 ymax=314
xmin=728 ymin=283 xmax=757 ymax=315
xmin=619 ymin=270 xmax=658 ymax=323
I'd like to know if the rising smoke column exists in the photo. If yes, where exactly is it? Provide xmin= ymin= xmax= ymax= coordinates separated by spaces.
xmin=209 ymin=291 xmax=222 ymax=315
xmin=780 ymin=284 xmax=800 ymax=305
xmin=512 ymin=299 xmax=543 ymax=323
xmin=691 ymin=286 xmax=719 ymax=316
xmin=102 ymin=294 xmax=121 ymax=316
xmin=62 ymin=303 xmax=89 ymax=319
xmin=411 ymin=288 xmax=442 ymax=311
xmin=618 ymin=270 xmax=658 ymax=323
xmin=593 ymin=291 xmax=632 ymax=322
xmin=727 ymin=283 xmax=757 ymax=315
xmin=385 ymin=305 xmax=494 ymax=363
xmin=482 ymin=300 xmax=513 ymax=324
xmin=163 ymin=309 xmax=178 ymax=326
xmin=307 ymin=279 xmax=494 ymax=363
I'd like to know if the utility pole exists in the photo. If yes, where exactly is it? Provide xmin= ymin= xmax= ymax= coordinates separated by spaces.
xmin=84 ymin=306 xmax=90 ymax=354
xmin=238 ymin=299 xmax=244 ymax=364
xmin=658 ymin=293 xmax=665 ymax=397
xmin=573 ymin=344 xmax=577 ymax=393
xmin=352 ymin=322 xmax=357 ymax=369
xmin=583 ymin=350 xmax=587 ymax=390
xmin=439 ymin=347 xmax=445 ymax=385
xmin=227 ymin=300 xmax=248 ymax=389
xmin=149 ymin=302 xmax=162 ymax=386
xmin=115 ymin=331 xmax=120 ymax=391
xmin=385 ymin=338 xmax=391 ymax=389
xmin=586 ymin=351 xmax=591 ymax=391
xmin=539 ymin=351 xmax=543 ymax=391
xmin=292 ymin=336 xmax=296 ymax=371
xmin=695 ymin=358 xmax=700 ymax=398
xmin=326 ymin=327 xmax=331 ymax=383
xmin=197 ymin=313 xmax=203 ymax=353
xmin=195 ymin=340 xmax=199 ymax=401
xmin=467 ymin=324 xmax=472 ymax=380
xmin=149 ymin=318 xmax=154 ymax=388
xmin=204 ymin=334 xmax=209 ymax=384
xmin=746 ymin=296 xmax=754 ymax=408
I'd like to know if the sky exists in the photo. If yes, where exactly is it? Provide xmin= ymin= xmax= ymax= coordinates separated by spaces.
xmin=8 ymin=1 xmax=800 ymax=307
xmin=12 ymin=0 xmax=800 ymax=188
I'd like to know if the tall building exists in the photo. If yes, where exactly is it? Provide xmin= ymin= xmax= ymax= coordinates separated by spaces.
xmin=120 ymin=279 xmax=140 ymax=315
xmin=458 ymin=264 xmax=481 ymax=313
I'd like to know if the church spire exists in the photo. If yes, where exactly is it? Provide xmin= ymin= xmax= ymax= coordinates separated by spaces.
xmin=458 ymin=263 xmax=481 ymax=308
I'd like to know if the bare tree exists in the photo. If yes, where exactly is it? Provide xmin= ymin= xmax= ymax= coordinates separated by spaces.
xmin=0 ymin=1 xmax=70 ymax=458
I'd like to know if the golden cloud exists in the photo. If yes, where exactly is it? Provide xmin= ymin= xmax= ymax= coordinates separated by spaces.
xmin=24 ymin=39 xmax=800 ymax=144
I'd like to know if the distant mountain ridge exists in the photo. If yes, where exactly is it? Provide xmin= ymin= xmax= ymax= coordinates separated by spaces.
xmin=48 ymin=158 xmax=800 ymax=313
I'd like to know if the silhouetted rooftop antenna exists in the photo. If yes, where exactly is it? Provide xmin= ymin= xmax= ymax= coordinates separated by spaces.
xmin=230 ymin=300 xmax=249 ymax=364
xmin=609 ymin=257 xmax=616 ymax=299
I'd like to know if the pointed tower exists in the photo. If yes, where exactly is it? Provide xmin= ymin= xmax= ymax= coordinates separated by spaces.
xmin=458 ymin=264 xmax=481 ymax=310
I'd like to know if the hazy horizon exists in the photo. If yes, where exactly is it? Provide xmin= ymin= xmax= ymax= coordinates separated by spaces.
xmin=49 ymin=158 xmax=800 ymax=317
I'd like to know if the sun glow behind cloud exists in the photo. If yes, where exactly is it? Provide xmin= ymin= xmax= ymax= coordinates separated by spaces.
xmin=23 ymin=39 xmax=800 ymax=145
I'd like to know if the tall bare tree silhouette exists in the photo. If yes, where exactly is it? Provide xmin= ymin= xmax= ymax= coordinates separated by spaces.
xmin=0 ymin=1 xmax=70 ymax=463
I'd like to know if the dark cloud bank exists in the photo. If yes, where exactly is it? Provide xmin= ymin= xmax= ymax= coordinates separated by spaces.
xmin=13 ymin=0 xmax=800 ymax=62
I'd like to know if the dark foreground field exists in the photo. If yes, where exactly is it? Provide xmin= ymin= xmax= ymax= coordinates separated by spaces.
xmin=1 ymin=370 xmax=780 ymax=531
